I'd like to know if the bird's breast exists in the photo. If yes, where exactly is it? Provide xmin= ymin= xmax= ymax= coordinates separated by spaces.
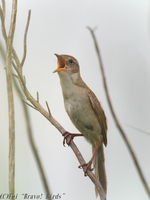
xmin=64 ymin=95 xmax=102 ymax=145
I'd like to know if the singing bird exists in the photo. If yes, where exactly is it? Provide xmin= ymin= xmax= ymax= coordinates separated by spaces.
xmin=53 ymin=54 xmax=107 ymax=197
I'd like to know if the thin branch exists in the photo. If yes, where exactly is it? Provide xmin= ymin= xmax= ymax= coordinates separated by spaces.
xmin=12 ymin=60 xmax=26 ymax=88
xmin=46 ymin=101 xmax=51 ymax=116
xmin=21 ymin=10 xmax=31 ymax=66
xmin=71 ymin=140 xmax=106 ymax=199
xmin=23 ymin=75 xmax=26 ymax=85
xmin=87 ymin=27 xmax=150 ymax=198
xmin=12 ymin=48 xmax=22 ymax=73
xmin=2 ymin=0 xmax=5 ymax=21
xmin=0 ymin=4 xmax=7 ymax=40
xmin=18 ymin=93 xmax=37 ymax=110
xmin=0 ymin=40 xmax=5 ymax=61
xmin=12 ymin=73 xmax=18 ymax=78
xmin=37 ymin=91 xmax=39 ymax=103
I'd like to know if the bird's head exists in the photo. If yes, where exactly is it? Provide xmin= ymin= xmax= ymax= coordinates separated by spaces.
xmin=53 ymin=54 xmax=80 ymax=74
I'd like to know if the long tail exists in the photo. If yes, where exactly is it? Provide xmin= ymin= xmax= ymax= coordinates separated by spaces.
xmin=93 ymin=145 xmax=107 ymax=197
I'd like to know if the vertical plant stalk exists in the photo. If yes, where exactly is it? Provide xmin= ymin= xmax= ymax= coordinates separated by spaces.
xmin=5 ymin=0 xmax=17 ymax=196
xmin=0 ymin=9 xmax=52 ymax=198
xmin=87 ymin=27 xmax=150 ymax=198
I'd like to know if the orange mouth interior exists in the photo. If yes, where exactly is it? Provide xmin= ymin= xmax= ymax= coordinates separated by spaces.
xmin=57 ymin=56 xmax=66 ymax=70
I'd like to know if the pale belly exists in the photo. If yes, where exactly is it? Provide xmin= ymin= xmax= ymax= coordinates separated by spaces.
xmin=64 ymin=98 xmax=102 ymax=146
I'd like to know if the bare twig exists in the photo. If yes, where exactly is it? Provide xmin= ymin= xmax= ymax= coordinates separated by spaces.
xmin=12 ymin=73 xmax=17 ymax=78
xmin=87 ymin=27 xmax=150 ymax=197
xmin=21 ymin=10 xmax=31 ymax=66
xmin=70 ymin=140 xmax=106 ymax=200
xmin=37 ymin=91 xmax=39 ymax=103
xmin=2 ymin=0 xmax=5 ymax=21
xmin=0 ymin=40 xmax=5 ymax=61
xmin=18 ymin=93 xmax=37 ymax=110
xmin=46 ymin=101 xmax=51 ymax=116
xmin=0 ymin=4 xmax=7 ymax=40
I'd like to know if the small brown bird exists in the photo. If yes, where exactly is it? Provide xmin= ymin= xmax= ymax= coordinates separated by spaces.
xmin=54 ymin=54 xmax=107 ymax=197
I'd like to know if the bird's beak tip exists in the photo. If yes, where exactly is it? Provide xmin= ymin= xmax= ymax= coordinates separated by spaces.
xmin=53 ymin=54 xmax=59 ymax=73
xmin=54 ymin=53 xmax=59 ymax=57
xmin=54 ymin=53 xmax=65 ymax=73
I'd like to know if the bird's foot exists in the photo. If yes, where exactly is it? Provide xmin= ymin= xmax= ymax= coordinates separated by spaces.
xmin=78 ymin=160 xmax=94 ymax=176
xmin=78 ymin=145 xmax=99 ymax=176
xmin=62 ymin=131 xmax=83 ymax=146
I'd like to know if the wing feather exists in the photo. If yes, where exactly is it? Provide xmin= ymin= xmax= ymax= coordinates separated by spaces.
xmin=72 ymin=74 xmax=107 ymax=146
xmin=88 ymin=90 xmax=107 ymax=146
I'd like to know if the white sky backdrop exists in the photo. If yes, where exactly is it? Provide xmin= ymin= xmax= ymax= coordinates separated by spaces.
xmin=0 ymin=1 xmax=150 ymax=200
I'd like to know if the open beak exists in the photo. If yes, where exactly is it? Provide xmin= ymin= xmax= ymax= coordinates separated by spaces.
xmin=53 ymin=54 xmax=66 ymax=73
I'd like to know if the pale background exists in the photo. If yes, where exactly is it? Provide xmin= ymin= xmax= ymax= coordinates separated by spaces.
xmin=0 ymin=1 xmax=150 ymax=200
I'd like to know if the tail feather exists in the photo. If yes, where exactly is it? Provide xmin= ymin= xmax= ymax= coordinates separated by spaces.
xmin=93 ymin=145 xmax=107 ymax=197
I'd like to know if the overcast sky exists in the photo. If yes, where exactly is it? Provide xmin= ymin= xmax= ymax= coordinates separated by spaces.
xmin=0 ymin=1 xmax=150 ymax=200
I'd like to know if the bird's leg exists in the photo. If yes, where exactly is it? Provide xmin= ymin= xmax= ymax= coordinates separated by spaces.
xmin=78 ymin=145 xmax=99 ymax=176
xmin=62 ymin=131 xmax=83 ymax=146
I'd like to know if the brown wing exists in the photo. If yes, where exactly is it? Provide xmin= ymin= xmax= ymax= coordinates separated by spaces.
xmin=72 ymin=74 xmax=107 ymax=145
xmin=88 ymin=90 xmax=107 ymax=146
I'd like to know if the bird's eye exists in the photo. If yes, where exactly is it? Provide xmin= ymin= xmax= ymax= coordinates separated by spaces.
xmin=69 ymin=59 xmax=73 ymax=64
